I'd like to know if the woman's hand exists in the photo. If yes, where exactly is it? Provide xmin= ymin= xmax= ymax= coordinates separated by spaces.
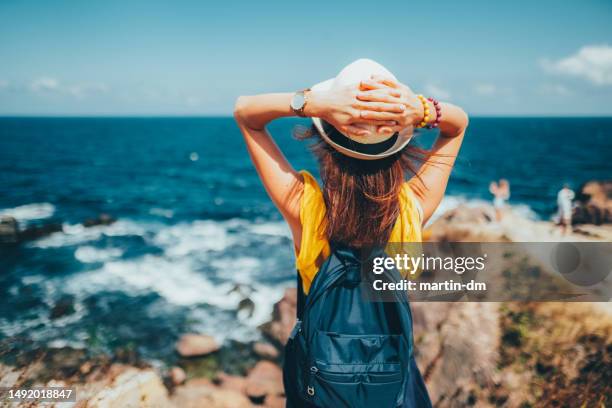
xmin=357 ymin=76 xmax=424 ymax=133
xmin=305 ymin=85 xmax=407 ymax=138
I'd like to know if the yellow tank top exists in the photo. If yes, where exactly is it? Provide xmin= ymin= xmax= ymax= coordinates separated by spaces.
xmin=295 ymin=170 xmax=423 ymax=294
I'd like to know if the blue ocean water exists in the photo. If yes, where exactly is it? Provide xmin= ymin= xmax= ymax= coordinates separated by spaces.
xmin=0 ymin=117 xmax=610 ymax=362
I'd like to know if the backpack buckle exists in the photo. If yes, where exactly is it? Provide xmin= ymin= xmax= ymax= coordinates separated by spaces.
xmin=307 ymin=386 xmax=315 ymax=396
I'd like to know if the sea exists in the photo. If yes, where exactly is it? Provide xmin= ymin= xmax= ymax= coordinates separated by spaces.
xmin=1 ymin=117 xmax=611 ymax=364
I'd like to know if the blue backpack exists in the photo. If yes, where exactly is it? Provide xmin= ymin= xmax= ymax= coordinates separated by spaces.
xmin=283 ymin=246 xmax=432 ymax=408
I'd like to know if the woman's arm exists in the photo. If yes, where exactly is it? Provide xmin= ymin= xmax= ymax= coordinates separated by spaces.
xmin=234 ymin=87 xmax=407 ymax=246
xmin=408 ymin=102 xmax=468 ymax=223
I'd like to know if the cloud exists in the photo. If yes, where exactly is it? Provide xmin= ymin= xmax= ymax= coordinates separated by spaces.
xmin=541 ymin=45 xmax=612 ymax=85
xmin=474 ymin=83 xmax=497 ymax=95
xmin=29 ymin=77 xmax=108 ymax=97
xmin=30 ymin=77 xmax=60 ymax=92
xmin=538 ymin=83 xmax=571 ymax=96
xmin=424 ymin=83 xmax=451 ymax=100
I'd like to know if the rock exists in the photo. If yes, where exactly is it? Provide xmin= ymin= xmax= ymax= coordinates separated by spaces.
xmin=18 ymin=222 xmax=63 ymax=242
xmin=50 ymin=295 xmax=76 ymax=319
xmin=0 ymin=216 xmax=19 ymax=244
xmin=425 ymin=205 xmax=507 ymax=242
xmin=171 ymin=381 xmax=254 ymax=408
xmin=86 ymin=368 xmax=170 ymax=408
xmin=573 ymin=181 xmax=612 ymax=225
xmin=176 ymin=334 xmax=221 ymax=358
xmin=411 ymin=302 xmax=500 ymax=407
xmin=244 ymin=361 xmax=284 ymax=401
xmin=259 ymin=288 xmax=297 ymax=346
xmin=169 ymin=366 xmax=186 ymax=386
xmin=264 ymin=394 xmax=287 ymax=408
xmin=83 ymin=213 xmax=116 ymax=228
xmin=253 ymin=342 xmax=279 ymax=360
xmin=214 ymin=371 xmax=247 ymax=393
xmin=237 ymin=297 xmax=255 ymax=319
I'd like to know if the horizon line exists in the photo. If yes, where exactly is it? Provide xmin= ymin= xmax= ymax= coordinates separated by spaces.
xmin=1 ymin=114 xmax=612 ymax=119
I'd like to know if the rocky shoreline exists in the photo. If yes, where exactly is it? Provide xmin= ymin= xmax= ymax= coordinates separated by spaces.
xmin=1 ymin=191 xmax=611 ymax=407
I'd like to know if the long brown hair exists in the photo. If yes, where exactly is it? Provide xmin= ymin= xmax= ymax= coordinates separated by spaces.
xmin=297 ymin=125 xmax=427 ymax=248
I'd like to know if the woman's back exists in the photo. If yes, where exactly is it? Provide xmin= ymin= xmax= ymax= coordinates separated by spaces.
xmin=296 ymin=170 xmax=423 ymax=294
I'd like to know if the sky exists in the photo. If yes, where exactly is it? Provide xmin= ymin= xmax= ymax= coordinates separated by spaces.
xmin=0 ymin=0 xmax=611 ymax=116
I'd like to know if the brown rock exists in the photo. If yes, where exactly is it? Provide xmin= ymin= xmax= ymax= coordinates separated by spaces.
xmin=214 ymin=371 xmax=247 ymax=393
xmin=176 ymin=334 xmax=220 ymax=357
xmin=169 ymin=366 xmax=186 ymax=386
xmin=259 ymin=288 xmax=297 ymax=346
xmin=83 ymin=213 xmax=116 ymax=228
xmin=573 ymin=180 xmax=612 ymax=225
xmin=253 ymin=342 xmax=280 ymax=360
xmin=171 ymin=381 xmax=254 ymax=408
xmin=245 ymin=361 xmax=284 ymax=400
xmin=86 ymin=368 xmax=170 ymax=407
xmin=265 ymin=394 xmax=287 ymax=408
xmin=0 ymin=216 xmax=19 ymax=244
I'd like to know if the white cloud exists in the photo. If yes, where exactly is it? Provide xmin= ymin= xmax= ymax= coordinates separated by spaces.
xmin=29 ymin=77 xmax=108 ymax=97
xmin=30 ymin=77 xmax=60 ymax=92
xmin=474 ymin=83 xmax=497 ymax=95
xmin=538 ymin=83 xmax=571 ymax=96
xmin=67 ymin=83 xmax=108 ymax=98
xmin=541 ymin=44 xmax=612 ymax=85
xmin=424 ymin=83 xmax=451 ymax=100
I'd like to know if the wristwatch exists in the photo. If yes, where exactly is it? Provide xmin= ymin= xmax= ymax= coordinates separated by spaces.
xmin=290 ymin=88 xmax=310 ymax=117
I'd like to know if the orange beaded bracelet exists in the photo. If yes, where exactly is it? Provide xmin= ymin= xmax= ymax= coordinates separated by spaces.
xmin=416 ymin=94 xmax=430 ymax=128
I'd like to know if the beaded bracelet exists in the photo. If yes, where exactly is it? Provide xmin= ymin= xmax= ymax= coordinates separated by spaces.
xmin=427 ymin=97 xmax=442 ymax=129
xmin=416 ymin=94 xmax=429 ymax=128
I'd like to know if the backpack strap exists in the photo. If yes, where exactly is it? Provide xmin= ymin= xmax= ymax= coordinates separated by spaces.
xmin=296 ymin=269 xmax=306 ymax=321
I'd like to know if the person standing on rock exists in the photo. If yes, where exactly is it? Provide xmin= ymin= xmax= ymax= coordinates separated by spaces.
xmin=489 ymin=179 xmax=510 ymax=222
xmin=557 ymin=183 xmax=575 ymax=235
xmin=235 ymin=59 xmax=468 ymax=407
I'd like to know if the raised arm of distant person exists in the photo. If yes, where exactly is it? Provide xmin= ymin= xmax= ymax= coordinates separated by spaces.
xmin=357 ymin=76 xmax=469 ymax=223
xmin=233 ymin=86 xmax=413 ymax=246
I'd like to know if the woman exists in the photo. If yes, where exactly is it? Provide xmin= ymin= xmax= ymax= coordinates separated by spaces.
xmin=234 ymin=59 xmax=468 ymax=407
xmin=489 ymin=179 xmax=510 ymax=222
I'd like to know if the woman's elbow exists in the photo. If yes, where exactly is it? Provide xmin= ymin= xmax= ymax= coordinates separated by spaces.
xmin=233 ymin=96 xmax=247 ymax=122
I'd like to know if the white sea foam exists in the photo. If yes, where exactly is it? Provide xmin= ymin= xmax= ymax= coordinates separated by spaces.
xmin=32 ymin=220 xmax=148 ymax=248
xmin=427 ymin=195 xmax=538 ymax=225
xmin=0 ymin=202 xmax=55 ymax=224
xmin=74 ymin=246 xmax=123 ymax=263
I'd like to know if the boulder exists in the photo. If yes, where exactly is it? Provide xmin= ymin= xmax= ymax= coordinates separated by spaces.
xmin=573 ymin=181 xmax=612 ymax=225
xmin=83 ymin=213 xmax=116 ymax=228
xmin=253 ymin=342 xmax=279 ymax=360
xmin=176 ymin=334 xmax=220 ymax=358
xmin=171 ymin=381 xmax=254 ymax=408
xmin=259 ymin=288 xmax=297 ymax=346
xmin=425 ymin=205 xmax=507 ymax=242
xmin=244 ymin=361 xmax=284 ymax=401
xmin=86 ymin=368 xmax=170 ymax=408
xmin=169 ymin=366 xmax=186 ymax=386
xmin=50 ymin=295 xmax=76 ymax=319
xmin=214 ymin=371 xmax=247 ymax=393
xmin=18 ymin=222 xmax=62 ymax=242
xmin=0 ymin=216 xmax=19 ymax=244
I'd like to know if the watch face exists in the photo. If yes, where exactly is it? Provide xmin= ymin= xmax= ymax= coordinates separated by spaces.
xmin=291 ymin=93 xmax=305 ymax=110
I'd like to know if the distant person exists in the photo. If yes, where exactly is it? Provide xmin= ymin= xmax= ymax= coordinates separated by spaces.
xmin=235 ymin=59 xmax=469 ymax=407
xmin=557 ymin=184 xmax=575 ymax=235
xmin=489 ymin=179 xmax=510 ymax=222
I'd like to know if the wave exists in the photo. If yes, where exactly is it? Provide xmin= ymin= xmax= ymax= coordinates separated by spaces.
xmin=17 ymin=216 xmax=293 ymax=344
xmin=428 ymin=195 xmax=538 ymax=225
xmin=0 ymin=202 xmax=55 ymax=225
